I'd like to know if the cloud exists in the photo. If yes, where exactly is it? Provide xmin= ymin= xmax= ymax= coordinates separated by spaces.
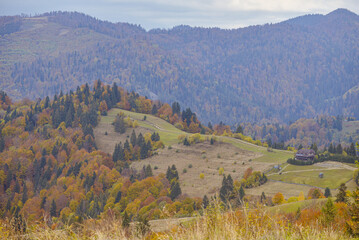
xmin=0 ymin=0 xmax=358 ymax=29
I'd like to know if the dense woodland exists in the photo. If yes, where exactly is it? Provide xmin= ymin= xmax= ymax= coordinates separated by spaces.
xmin=241 ymin=115 xmax=359 ymax=149
xmin=0 ymin=82 xmax=207 ymax=226
xmin=1 ymin=9 xmax=359 ymax=125
xmin=0 ymin=82 xmax=359 ymax=238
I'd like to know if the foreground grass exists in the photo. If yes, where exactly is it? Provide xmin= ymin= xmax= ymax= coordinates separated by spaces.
xmin=2 ymin=203 xmax=353 ymax=240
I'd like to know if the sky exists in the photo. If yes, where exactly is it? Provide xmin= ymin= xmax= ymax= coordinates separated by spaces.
xmin=0 ymin=0 xmax=358 ymax=30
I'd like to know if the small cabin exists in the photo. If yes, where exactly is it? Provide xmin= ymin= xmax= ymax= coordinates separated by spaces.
xmin=295 ymin=149 xmax=315 ymax=163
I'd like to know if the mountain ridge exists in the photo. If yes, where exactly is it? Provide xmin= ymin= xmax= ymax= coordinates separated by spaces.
xmin=0 ymin=9 xmax=358 ymax=124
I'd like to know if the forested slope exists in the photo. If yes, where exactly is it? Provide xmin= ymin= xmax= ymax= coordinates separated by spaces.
xmin=1 ymin=9 xmax=359 ymax=124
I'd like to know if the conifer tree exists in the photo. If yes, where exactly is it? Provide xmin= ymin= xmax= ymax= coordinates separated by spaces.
xmin=115 ymin=191 xmax=122 ymax=203
xmin=260 ymin=192 xmax=266 ymax=203
xmin=145 ymin=165 xmax=153 ymax=177
xmin=50 ymin=199 xmax=57 ymax=217
xmin=322 ymin=198 xmax=336 ymax=223
xmin=236 ymin=125 xmax=243 ymax=134
xmin=324 ymin=187 xmax=332 ymax=198
xmin=336 ymin=183 xmax=347 ymax=203
xmin=22 ymin=182 xmax=28 ymax=204
xmin=122 ymin=211 xmax=130 ymax=228
xmin=239 ymin=186 xmax=245 ymax=201
xmin=130 ymin=130 xmax=137 ymax=147
xmin=202 ymin=195 xmax=209 ymax=209
xmin=170 ymin=181 xmax=182 ymax=200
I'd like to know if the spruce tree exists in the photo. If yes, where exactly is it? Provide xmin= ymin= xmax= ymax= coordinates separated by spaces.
xmin=183 ymin=137 xmax=190 ymax=146
xmin=22 ymin=182 xmax=28 ymax=204
xmin=239 ymin=186 xmax=245 ymax=201
xmin=336 ymin=183 xmax=347 ymax=203
xmin=349 ymin=143 xmax=356 ymax=156
xmin=0 ymin=135 xmax=5 ymax=152
xmin=202 ymin=195 xmax=209 ymax=209
xmin=336 ymin=144 xmax=343 ymax=155
xmin=50 ymin=199 xmax=57 ymax=217
xmin=322 ymin=198 xmax=336 ymax=223
xmin=324 ymin=187 xmax=332 ymax=198
xmin=145 ymin=165 xmax=153 ymax=177
xmin=115 ymin=191 xmax=122 ymax=203
xmin=329 ymin=143 xmax=334 ymax=153
xmin=260 ymin=192 xmax=266 ymax=203
xmin=170 ymin=181 xmax=182 ymax=200
xmin=122 ymin=211 xmax=130 ymax=228
xmin=130 ymin=130 xmax=137 ymax=147
xmin=236 ymin=125 xmax=243 ymax=134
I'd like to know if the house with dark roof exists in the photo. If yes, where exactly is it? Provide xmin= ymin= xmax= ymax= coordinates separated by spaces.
xmin=295 ymin=149 xmax=315 ymax=163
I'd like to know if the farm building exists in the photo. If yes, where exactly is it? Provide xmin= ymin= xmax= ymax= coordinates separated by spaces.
xmin=295 ymin=149 xmax=315 ymax=163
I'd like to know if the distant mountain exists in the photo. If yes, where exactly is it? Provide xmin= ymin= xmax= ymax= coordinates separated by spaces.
xmin=0 ymin=9 xmax=358 ymax=124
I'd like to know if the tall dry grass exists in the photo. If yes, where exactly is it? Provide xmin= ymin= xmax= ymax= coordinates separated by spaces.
xmin=1 ymin=201 xmax=353 ymax=240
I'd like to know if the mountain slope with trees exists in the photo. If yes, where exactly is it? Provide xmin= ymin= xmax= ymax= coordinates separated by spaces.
xmin=1 ymin=9 xmax=359 ymax=124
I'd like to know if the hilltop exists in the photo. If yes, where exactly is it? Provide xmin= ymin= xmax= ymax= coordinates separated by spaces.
xmin=1 ymin=9 xmax=359 ymax=124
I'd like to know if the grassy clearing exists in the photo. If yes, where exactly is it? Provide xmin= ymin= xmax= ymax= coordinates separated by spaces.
xmin=284 ymin=164 xmax=325 ymax=172
xmin=101 ymin=108 xmax=293 ymax=165
xmin=245 ymin=180 xmax=314 ymax=198
xmin=102 ymin=108 xmax=185 ymax=145
xmin=269 ymin=169 xmax=354 ymax=189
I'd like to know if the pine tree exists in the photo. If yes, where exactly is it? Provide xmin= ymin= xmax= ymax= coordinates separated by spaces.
xmin=22 ymin=182 xmax=28 ymax=204
xmin=151 ymin=104 xmax=158 ymax=115
xmin=122 ymin=211 xmax=130 ymax=228
xmin=260 ymin=192 xmax=266 ymax=203
xmin=202 ymin=195 xmax=209 ymax=209
xmin=239 ymin=186 xmax=245 ymax=201
xmin=336 ymin=183 xmax=347 ymax=203
xmin=236 ymin=125 xmax=243 ymax=134
xmin=322 ymin=198 xmax=336 ymax=223
xmin=50 ymin=199 xmax=57 ymax=217
xmin=40 ymin=197 xmax=46 ymax=209
xmin=219 ymin=174 xmax=234 ymax=203
xmin=115 ymin=191 xmax=122 ymax=203
xmin=324 ymin=187 xmax=332 ymax=198
xmin=346 ymin=188 xmax=359 ymax=236
xmin=11 ymin=206 xmax=26 ymax=233
xmin=170 ymin=181 xmax=182 ymax=200
xmin=183 ymin=137 xmax=190 ymax=146
xmin=329 ymin=143 xmax=334 ymax=153
xmin=130 ymin=130 xmax=137 ymax=147
xmin=145 ymin=165 xmax=153 ymax=177
xmin=336 ymin=144 xmax=343 ymax=155
xmin=172 ymin=102 xmax=181 ymax=115
xmin=349 ymin=143 xmax=357 ymax=156
xmin=0 ymin=135 xmax=5 ymax=152
xmin=114 ymin=114 xmax=126 ymax=133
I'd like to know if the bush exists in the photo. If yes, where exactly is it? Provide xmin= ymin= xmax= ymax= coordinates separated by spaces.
xmin=199 ymin=173 xmax=204 ymax=179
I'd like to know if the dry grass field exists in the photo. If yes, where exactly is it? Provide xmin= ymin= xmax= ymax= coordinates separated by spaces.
xmin=94 ymin=108 xmax=356 ymax=199
xmin=131 ymin=141 xmax=265 ymax=197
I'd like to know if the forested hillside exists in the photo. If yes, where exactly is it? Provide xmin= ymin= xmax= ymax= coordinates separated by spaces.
xmin=1 ymin=9 xmax=359 ymax=124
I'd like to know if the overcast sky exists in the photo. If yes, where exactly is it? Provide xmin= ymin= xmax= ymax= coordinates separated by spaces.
xmin=0 ymin=0 xmax=358 ymax=30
